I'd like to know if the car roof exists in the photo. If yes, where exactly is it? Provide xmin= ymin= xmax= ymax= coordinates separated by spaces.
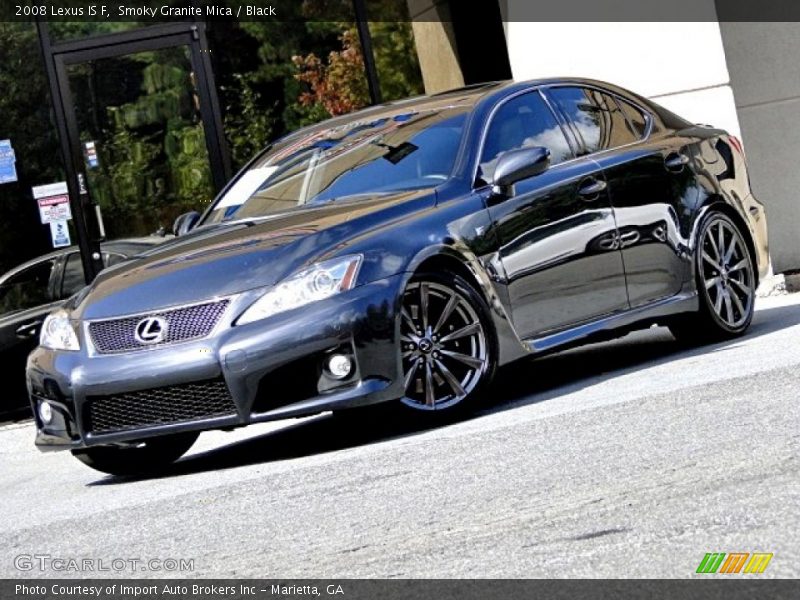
xmin=271 ymin=78 xmax=659 ymax=147
xmin=271 ymin=81 xmax=507 ymax=147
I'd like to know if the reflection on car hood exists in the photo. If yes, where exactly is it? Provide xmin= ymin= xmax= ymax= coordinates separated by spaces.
xmin=73 ymin=190 xmax=432 ymax=320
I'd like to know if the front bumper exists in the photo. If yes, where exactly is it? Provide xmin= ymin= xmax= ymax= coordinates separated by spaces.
xmin=27 ymin=275 xmax=405 ymax=451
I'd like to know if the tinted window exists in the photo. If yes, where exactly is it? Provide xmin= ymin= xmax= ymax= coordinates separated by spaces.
xmin=617 ymin=98 xmax=649 ymax=139
xmin=61 ymin=253 xmax=85 ymax=299
xmin=61 ymin=252 xmax=127 ymax=298
xmin=0 ymin=259 xmax=56 ymax=314
xmin=480 ymin=92 xmax=572 ymax=181
xmin=548 ymin=87 xmax=640 ymax=154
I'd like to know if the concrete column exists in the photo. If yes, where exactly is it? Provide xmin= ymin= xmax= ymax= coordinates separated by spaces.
xmin=720 ymin=22 xmax=800 ymax=273
xmin=407 ymin=0 xmax=465 ymax=93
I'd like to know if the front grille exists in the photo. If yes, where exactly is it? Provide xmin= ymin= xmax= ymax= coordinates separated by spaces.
xmin=85 ymin=379 xmax=236 ymax=434
xmin=88 ymin=300 xmax=229 ymax=354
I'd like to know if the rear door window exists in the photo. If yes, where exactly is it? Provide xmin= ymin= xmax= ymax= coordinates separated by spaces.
xmin=547 ymin=86 xmax=642 ymax=155
xmin=616 ymin=97 xmax=650 ymax=139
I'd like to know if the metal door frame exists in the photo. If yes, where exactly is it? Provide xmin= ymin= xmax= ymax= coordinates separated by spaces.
xmin=36 ymin=21 xmax=231 ymax=282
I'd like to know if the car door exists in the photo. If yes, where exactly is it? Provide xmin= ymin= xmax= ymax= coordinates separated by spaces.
xmin=545 ymin=85 xmax=699 ymax=307
xmin=0 ymin=257 xmax=61 ymax=415
xmin=480 ymin=89 xmax=629 ymax=340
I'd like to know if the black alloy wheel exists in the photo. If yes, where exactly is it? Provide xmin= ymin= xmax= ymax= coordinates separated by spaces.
xmin=671 ymin=212 xmax=756 ymax=342
xmin=399 ymin=272 xmax=494 ymax=413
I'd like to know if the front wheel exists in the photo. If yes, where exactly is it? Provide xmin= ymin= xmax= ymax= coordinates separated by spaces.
xmin=398 ymin=272 xmax=495 ymax=416
xmin=670 ymin=212 xmax=756 ymax=343
xmin=71 ymin=432 xmax=199 ymax=476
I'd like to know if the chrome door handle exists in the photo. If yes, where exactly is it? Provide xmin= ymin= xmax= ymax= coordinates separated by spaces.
xmin=664 ymin=153 xmax=690 ymax=172
xmin=16 ymin=319 xmax=43 ymax=338
xmin=578 ymin=178 xmax=607 ymax=201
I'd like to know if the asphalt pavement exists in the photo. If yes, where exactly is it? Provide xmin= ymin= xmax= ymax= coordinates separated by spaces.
xmin=1 ymin=294 xmax=798 ymax=578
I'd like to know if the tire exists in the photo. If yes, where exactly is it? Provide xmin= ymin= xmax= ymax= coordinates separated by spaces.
xmin=71 ymin=432 xmax=199 ymax=476
xmin=397 ymin=271 xmax=496 ymax=418
xmin=670 ymin=212 xmax=756 ymax=344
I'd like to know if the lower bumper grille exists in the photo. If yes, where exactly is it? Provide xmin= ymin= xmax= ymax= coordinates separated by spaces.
xmin=85 ymin=378 xmax=236 ymax=434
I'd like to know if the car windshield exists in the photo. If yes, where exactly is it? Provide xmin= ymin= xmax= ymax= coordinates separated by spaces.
xmin=203 ymin=106 xmax=468 ymax=224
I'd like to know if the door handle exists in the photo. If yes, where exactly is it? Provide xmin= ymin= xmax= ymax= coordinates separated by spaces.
xmin=664 ymin=152 xmax=689 ymax=172
xmin=16 ymin=319 xmax=43 ymax=338
xmin=578 ymin=178 xmax=607 ymax=201
xmin=619 ymin=230 xmax=641 ymax=248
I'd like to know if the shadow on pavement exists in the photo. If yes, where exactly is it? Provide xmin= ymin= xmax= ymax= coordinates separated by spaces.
xmin=0 ymin=410 xmax=32 ymax=427
xmin=87 ymin=301 xmax=800 ymax=486
xmin=488 ymin=301 xmax=800 ymax=406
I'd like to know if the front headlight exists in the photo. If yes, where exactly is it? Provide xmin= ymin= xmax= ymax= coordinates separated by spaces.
xmin=237 ymin=255 xmax=362 ymax=325
xmin=40 ymin=309 xmax=80 ymax=351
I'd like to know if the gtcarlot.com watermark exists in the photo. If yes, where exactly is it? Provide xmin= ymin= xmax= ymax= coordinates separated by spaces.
xmin=14 ymin=554 xmax=194 ymax=573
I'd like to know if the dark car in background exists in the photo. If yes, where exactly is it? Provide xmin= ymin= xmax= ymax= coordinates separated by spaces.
xmin=26 ymin=79 xmax=768 ymax=476
xmin=0 ymin=239 xmax=163 ymax=419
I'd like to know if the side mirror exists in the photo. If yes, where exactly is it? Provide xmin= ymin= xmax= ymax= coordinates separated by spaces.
xmin=172 ymin=211 xmax=200 ymax=237
xmin=491 ymin=146 xmax=551 ymax=197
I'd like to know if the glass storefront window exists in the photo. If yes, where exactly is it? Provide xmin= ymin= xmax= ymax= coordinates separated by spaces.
xmin=0 ymin=23 xmax=67 ymax=275
xmin=0 ymin=9 xmax=428 ymax=276
xmin=366 ymin=1 xmax=425 ymax=103
xmin=207 ymin=16 xmax=370 ymax=173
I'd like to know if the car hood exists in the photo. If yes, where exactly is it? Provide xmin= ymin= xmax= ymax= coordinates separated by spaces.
xmin=73 ymin=190 xmax=433 ymax=320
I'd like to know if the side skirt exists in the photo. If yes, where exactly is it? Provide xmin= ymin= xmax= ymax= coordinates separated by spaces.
xmin=523 ymin=291 xmax=699 ymax=354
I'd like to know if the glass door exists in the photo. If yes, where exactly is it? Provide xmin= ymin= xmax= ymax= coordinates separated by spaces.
xmin=52 ymin=29 xmax=229 ymax=277
xmin=65 ymin=46 xmax=215 ymax=239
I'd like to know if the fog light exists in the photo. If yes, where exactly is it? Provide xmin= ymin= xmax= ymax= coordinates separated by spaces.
xmin=38 ymin=401 xmax=53 ymax=425
xmin=327 ymin=354 xmax=353 ymax=379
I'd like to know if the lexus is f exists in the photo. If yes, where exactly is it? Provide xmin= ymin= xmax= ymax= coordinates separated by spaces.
xmin=27 ymin=79 xmax=768 ymax=475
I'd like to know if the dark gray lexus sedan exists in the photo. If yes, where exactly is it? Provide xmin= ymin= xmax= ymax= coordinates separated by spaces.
xmin=27 ymin=79 xmax=768 ymax=475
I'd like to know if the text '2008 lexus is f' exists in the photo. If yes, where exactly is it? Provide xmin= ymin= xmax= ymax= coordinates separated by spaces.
xmin=28 ymin=79 xmax=768 ymax=475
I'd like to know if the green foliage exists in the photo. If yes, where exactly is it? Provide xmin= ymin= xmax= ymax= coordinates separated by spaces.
xmin=46 ymin=22 xmax=143 ymax=42
xmin=292 ymin=22 xmax=424 ymax=120
xmin=77 ymin=48 xmax=216 ymax=239
xmin=371 ymin=22 xmax=424 ymax=102
xmin=211 ymin=20 xmax=348 ymax=168
xmin=210 ymin=17 xmax=424 ymax=169
xmin=0 ymin=16 xmax=428 ymax=273
xmin=222 ymin=73 xmax=277 ymax=169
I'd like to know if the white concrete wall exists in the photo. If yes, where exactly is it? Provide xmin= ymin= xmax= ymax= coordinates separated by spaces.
xmin=503 ymin=21 xmax=741 ymax=137
xmin=720 ymin=23 xmax=800 ymax=273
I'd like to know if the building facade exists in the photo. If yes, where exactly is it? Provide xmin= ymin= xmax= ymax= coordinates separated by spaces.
xmin=0 ymin=0 xmax=797 ymax=295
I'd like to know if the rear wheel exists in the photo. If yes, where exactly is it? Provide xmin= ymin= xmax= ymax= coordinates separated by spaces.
xmin=670 ymin=212 xmax=756 ymax=343
xmin=71 ymin=432 xmax=199 ymax=476
xmin=399 ymin=272 xmax=495 ymax=416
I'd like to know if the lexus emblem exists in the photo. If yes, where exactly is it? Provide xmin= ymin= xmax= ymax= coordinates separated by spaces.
xmin=134 ymin=316 xmax=168 ymax=345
